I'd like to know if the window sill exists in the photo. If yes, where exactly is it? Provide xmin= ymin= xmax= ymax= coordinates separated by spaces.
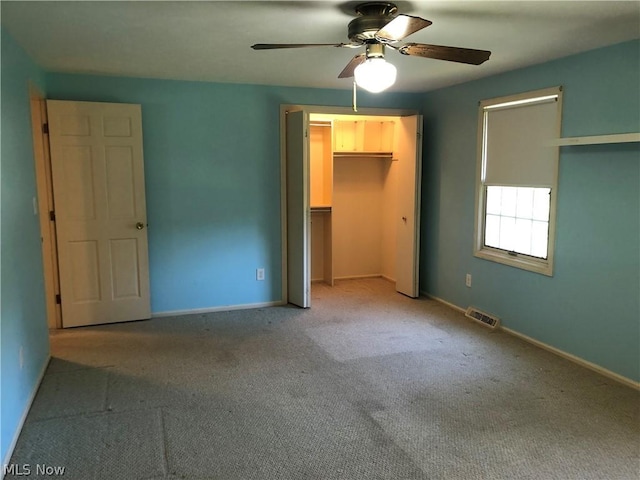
xmin=474 ymin=247 xmax=553 ymax=276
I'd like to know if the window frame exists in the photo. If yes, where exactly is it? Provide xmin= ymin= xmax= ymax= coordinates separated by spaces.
xmin=473 ymin=87 xmax=563 ymax=276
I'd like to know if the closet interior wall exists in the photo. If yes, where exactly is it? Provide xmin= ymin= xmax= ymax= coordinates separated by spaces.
xmin=310 ymin=114 xmax=400 ymax=285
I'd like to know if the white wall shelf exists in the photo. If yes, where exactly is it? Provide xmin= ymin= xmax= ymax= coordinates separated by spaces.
xmin=552 ymin=132 xmax=640 ymax=146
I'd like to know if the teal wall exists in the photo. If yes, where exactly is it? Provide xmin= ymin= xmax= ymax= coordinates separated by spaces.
xmin=44 ymin=73 xmax=420 ymax=313
xmin=1 ymin=30 xmax=50 ymax=462
xmin=420 ymin=39 xmax=640 ymax=381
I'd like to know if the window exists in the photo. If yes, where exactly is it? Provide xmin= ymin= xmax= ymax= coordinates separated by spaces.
xmin=484 ymin=186 xmax=550 ymax=258
xmin=474 ymin=87 xmax=562 ymax=275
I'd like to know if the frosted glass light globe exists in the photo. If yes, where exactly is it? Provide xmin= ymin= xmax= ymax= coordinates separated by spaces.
xmin=354 ymin=58 xmax=397 ymax=93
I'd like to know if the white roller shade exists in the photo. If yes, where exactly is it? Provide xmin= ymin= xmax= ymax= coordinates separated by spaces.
xmin=483 ymin=97 xmax=560 ymax=187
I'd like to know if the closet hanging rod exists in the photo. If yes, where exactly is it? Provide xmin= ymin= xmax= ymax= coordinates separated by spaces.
xmin=311 ymin=206 xmax=332 ymax=213
xmin=333 ymin=152 xmax=394 ymax=160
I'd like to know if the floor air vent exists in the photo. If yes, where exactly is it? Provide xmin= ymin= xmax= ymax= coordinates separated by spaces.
xmin=465 ymin=307 xmax=500 ymax=329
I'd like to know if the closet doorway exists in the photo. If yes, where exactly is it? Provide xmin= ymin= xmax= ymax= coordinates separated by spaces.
xmin=282 ymin=105 xmax=422 ymax=308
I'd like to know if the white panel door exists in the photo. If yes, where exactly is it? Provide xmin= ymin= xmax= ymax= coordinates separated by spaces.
xmin=47 ymin=100 xmax=151 ymax=327
xmin=286 ymin=110 xmax=311 ymax=308
xmin=395 ymin=115 xmax=423 ymax=297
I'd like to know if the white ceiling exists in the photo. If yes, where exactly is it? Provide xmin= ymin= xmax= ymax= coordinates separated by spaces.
xmin=2 ymin=1 xmax=639 ymax=93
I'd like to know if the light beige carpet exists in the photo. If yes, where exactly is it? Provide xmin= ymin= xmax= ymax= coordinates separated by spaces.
xmin=7 ymin=278 xmax=639 ymax=479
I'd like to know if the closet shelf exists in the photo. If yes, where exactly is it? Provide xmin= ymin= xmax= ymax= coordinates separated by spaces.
xmin=551 ymin=132 xmax=640 ymax=146
xmin=333 ymin=152 xmax=394 ymax=160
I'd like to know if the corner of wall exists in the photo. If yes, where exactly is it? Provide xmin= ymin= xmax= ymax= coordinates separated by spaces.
xmin=1 ymin=26 xmax=51 ymax=465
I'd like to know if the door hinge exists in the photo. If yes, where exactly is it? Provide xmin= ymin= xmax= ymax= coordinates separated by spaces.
xmin=55 ymin=294 xmax=61 ymax=304
xmin=42 ymin=123 xmax=49 ymax=134
xmin=49 ymin=211 xmax=56 ymax=221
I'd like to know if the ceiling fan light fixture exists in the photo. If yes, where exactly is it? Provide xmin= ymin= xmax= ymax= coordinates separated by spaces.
xmin=354 ymin=57 xmax=397 ymax=93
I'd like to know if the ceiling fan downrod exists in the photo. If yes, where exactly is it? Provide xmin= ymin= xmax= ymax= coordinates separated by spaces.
xmin=364 ymin=43 xmax=386 ymax=59
xmin=355 ymin=2 xmax=398 ymax=17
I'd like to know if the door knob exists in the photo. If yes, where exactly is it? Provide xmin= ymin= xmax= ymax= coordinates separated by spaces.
xmin=136 ymin=222 xmax=145 ymax=230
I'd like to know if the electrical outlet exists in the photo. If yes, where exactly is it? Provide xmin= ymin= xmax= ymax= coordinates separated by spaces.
xmin=465 ymin=274 xmax=472 ymax=288
xmin=19 ymin=346 xmax=24 ymax=370
xmin=33 ymin=197 xmax=38 ymax=216
xmin=256 ymin=268 xmax=265 ymax=281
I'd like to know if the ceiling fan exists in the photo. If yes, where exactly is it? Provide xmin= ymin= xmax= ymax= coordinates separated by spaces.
xmin=251 ymin=2 xmax=491 ymax=93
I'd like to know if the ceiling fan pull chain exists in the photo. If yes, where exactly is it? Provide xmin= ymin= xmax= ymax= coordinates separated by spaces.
xmin=352 ymin=80 xmax=358 ymax=112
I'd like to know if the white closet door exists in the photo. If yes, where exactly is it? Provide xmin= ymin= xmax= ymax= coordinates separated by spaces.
xmin=286 ymin=110 xmax=311 ymax=307
xmin=395 ymin=115 xmax=423 ymax=297
xmin=47 ymin=100 xmax=151 ymax=327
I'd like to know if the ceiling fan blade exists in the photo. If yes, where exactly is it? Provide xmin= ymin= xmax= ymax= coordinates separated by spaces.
xmin=338 ymin=54 xmax=366 ymax=78
xmin=251 ymin=43 xmax=357 ymax=50
xmin=376 ymin=15 xmax=432 ymax=42
xmin=398 ymin=43 xmax=491 ymax=65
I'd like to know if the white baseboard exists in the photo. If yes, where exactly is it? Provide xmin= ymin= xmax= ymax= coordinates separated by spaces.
xmin=2 ymin=355 xmax=51 ymax=479
xmin=423 ymin=292 xmax=466 ymax=313
xmin=424 ymin=293 xmax=639 ymax=391
xmin=501 ymin=326 xmax=640 ymax=390
xmin=151 ymin=300 xmax=285 ymax=318
xmin=314 ymin=275 xmax=395 ymax=283
xmin=333 ymin=274 xmax=385 ymax=281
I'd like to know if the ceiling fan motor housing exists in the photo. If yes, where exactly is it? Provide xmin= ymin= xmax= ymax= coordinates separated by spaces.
xmin=348 ymin=2 xmax=399 ymax=44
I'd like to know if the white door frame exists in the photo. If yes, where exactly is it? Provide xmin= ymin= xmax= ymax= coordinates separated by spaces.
xmin=279 ymin=104 xmax=421 ymax=304
xmin=29 ymin=84 xmax=62 ymax=329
